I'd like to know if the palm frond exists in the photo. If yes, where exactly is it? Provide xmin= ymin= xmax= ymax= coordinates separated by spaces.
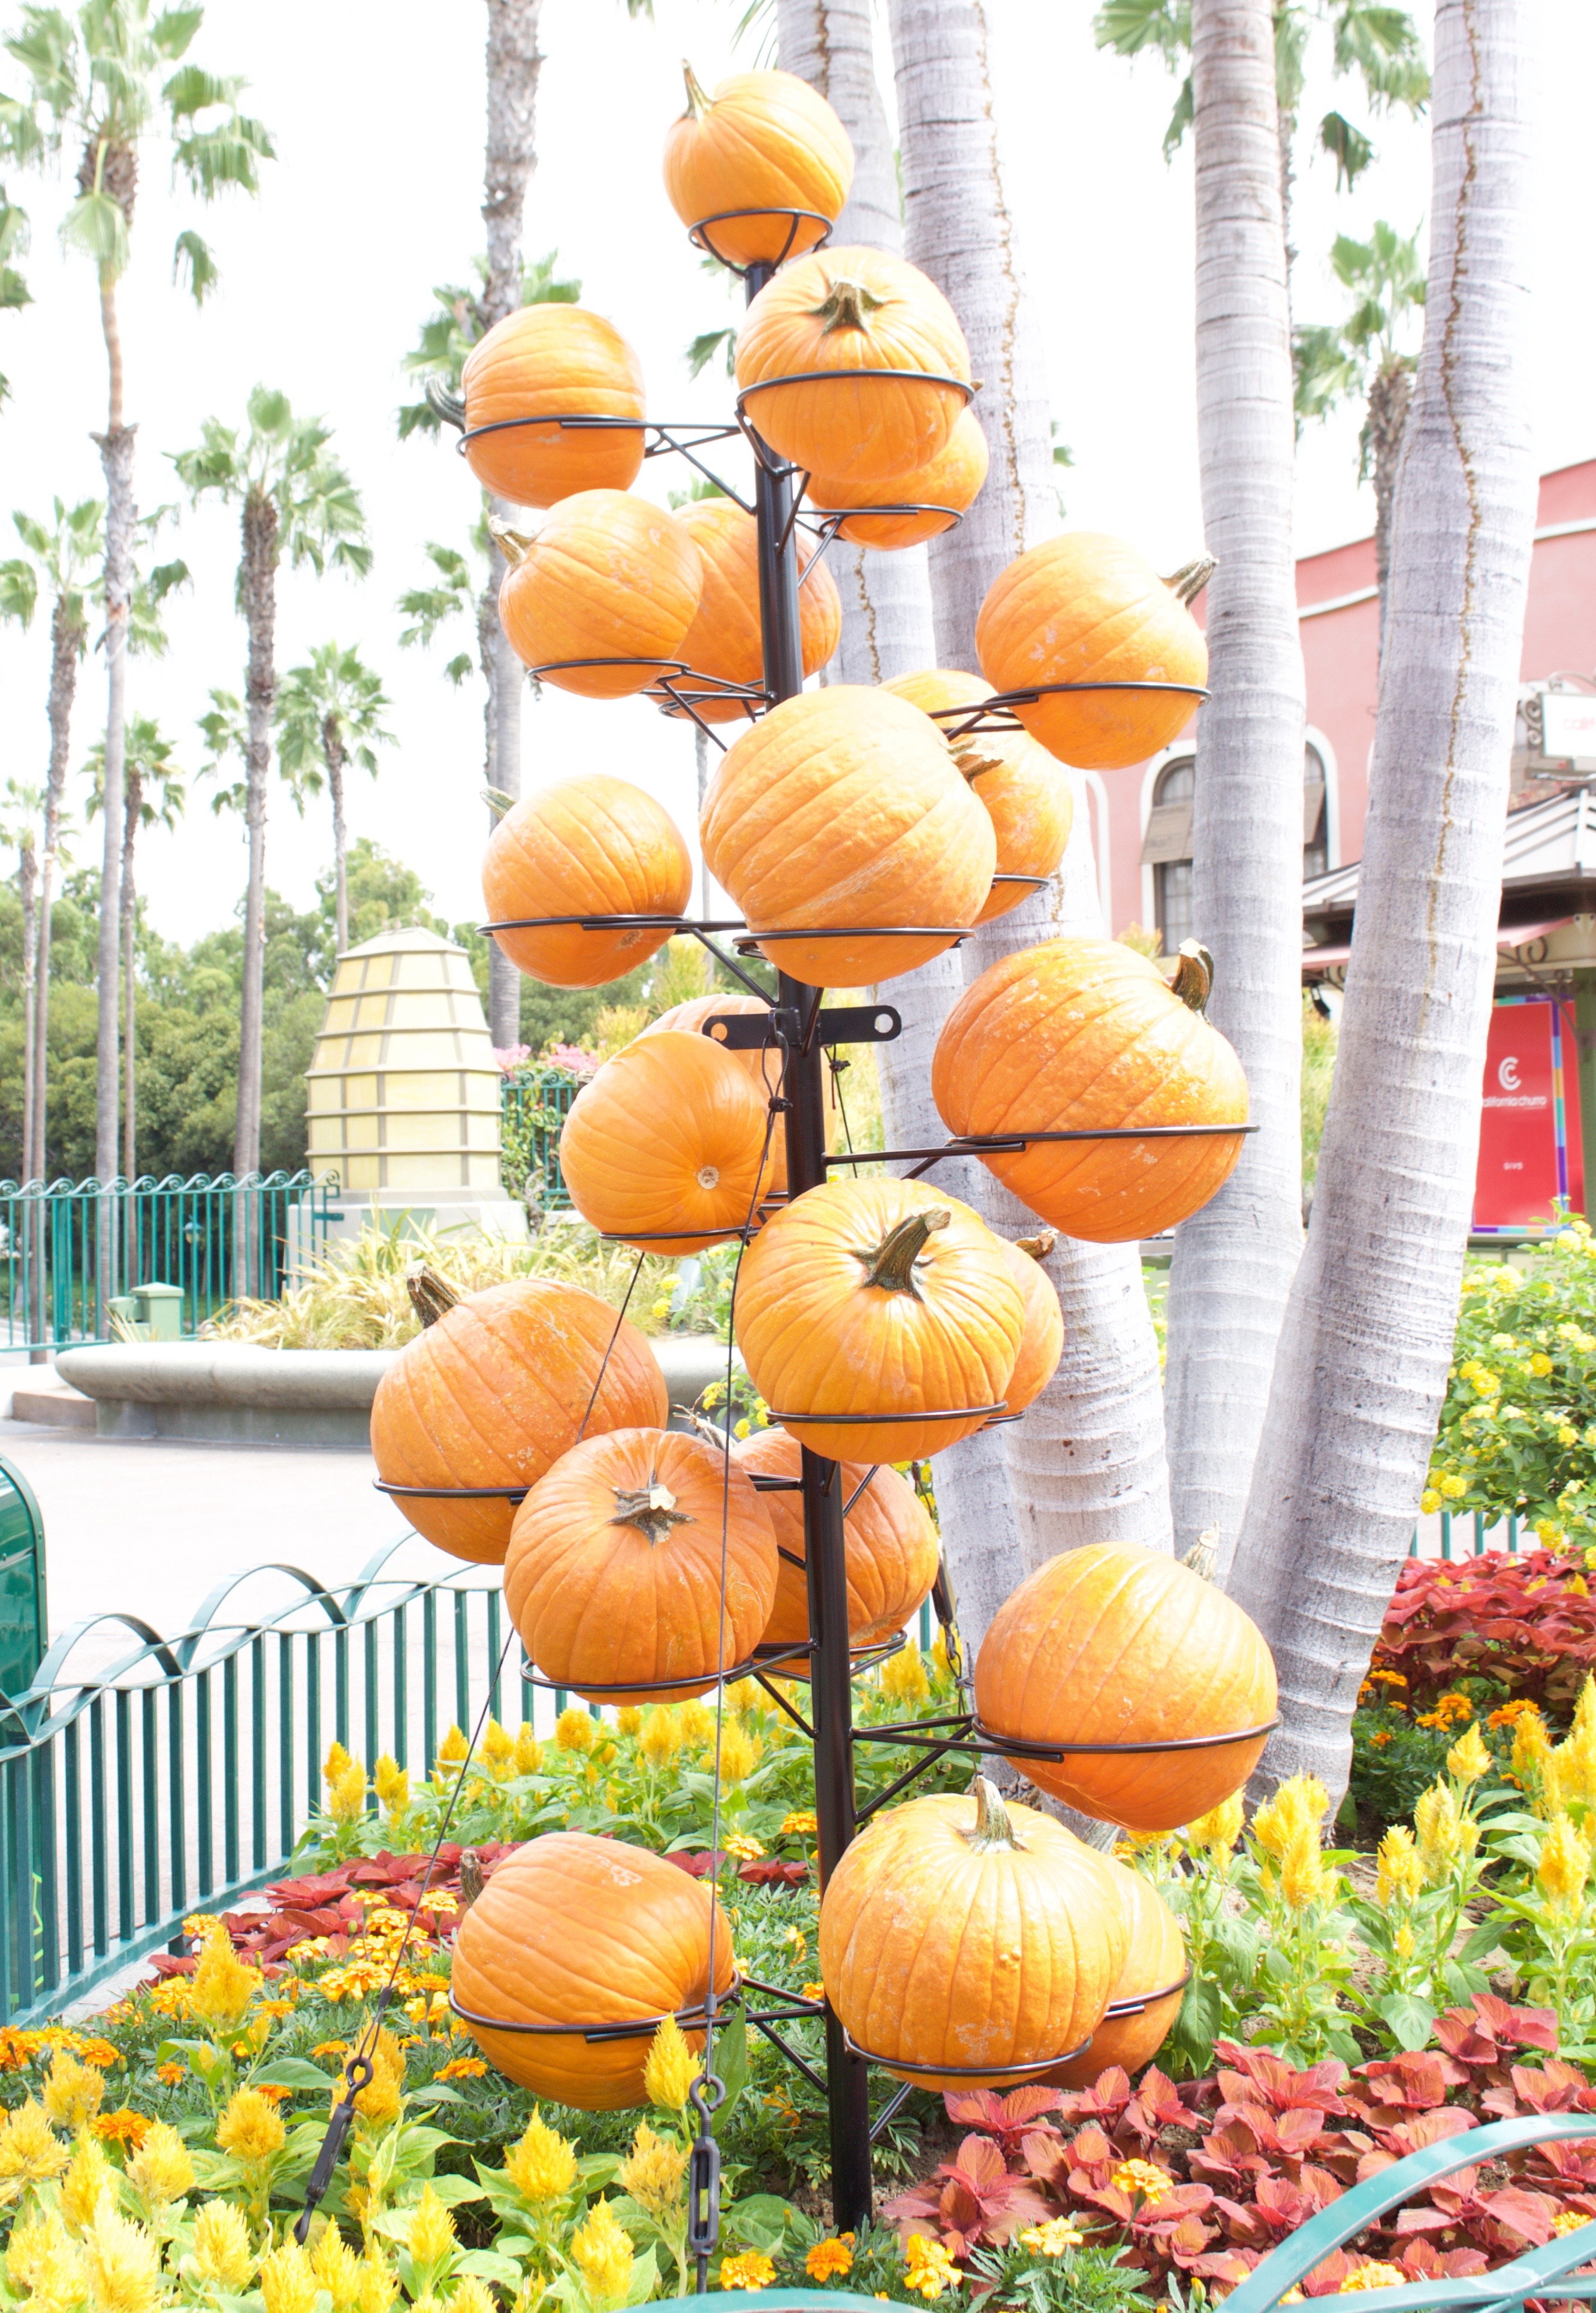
xmin=59 ymin=185 xmax=128 ymax=275
xmin=686 ymin=326 xmax=736 ymax=381
xmin=171 ymin=224 xmax=217 ymax=301
xmin=1318 ymin=109 xmax=1373 ymax=192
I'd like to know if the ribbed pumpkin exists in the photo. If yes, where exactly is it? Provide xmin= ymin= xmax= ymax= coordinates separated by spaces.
xmin=494 ymin=492 xmax=704 ymax=698
xmin=732 ymin=1178 xmax=1025 ymax=1460
xmin=640 ymin=993 xmax=840 ymax=1201
xmin=883 ymin=669 xmax=1073 ymax=924
xmin=1048 ymin=1863 xmax=1188 ymax=2088
xmin=736 ymin=248 xmax=972 ymax=488
xmin=369 ymin=1273 xmax=666 ymax=1566
xmin=807 ymin=407 xmax=989 ymax=550
xmin=992 ymin=1233 xmax=1064 ymax=1417
xmin=669 ymin=499 xmax=840 ymax=721
xmin=481 ymin=775 xmax=692 ymax=987
xmin=505 ymin=1427 xmax=779 ymax=1702
xmin=559 ymin=1030 xmax=778 ymax=1254
xmin=663 ymin=65 xmax=853 ymax=267
xmin=976 ymin=533 xmax=1212 ymax=770
xmin=461 ymin=305 xmax=646 ymax=508
xmin=451 ymin=1832 xmax=735 ymax=2108
xmin=818 ymin=1778 xmax=1129 ymax=2088
xmin=931 ymin=937 xmax=1249 ymax=1241
xmin=700 ymin=685 xmax=995 ymax=987
xmin=733 ymin=1429 xmax=940 ymax=1665
xmin=973 ymin=1543 xmax=1278 ymax=1832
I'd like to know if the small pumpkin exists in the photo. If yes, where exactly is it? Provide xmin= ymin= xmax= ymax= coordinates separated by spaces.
xmin=931 ymin=937 xmax=1248 ymax=1241
xmin=505 ymin=1427 xmax=779 ymax=1702
xmin=733 ymin=1428 xmax=940 ymax=1666
xmin=494 ymin=491 xmax=704 ymax=699
xmin=735 ymin=247 xmax=972 ymax=488
xmin=976 ymin=533 xmax=1212 ymax=770
xmin=640 ymin=993 xmax=839 ymax=1201
xmin=818 ymin=1777 xmax=1129 ymax=2088
xmin=663 ymin=65 xmax=853 ymax=268
xmin=1048 ymin=1863 xmax=1188 ymax=2088
xmin=973 ymin=1542 xmax=1278 ymax=1832
xmin=883 ymin=668 xmax=1073 ymax=923
xmin=732 ymin=1178 xmax=1025 ymax=1460
xmin=558 ymin=1029 xmax=778 ymax=1254
xmin=481 ymin=775 xmax=692 ymax=987
xmin=461 ymin=305 xmax=646 ymax=508
xmin=369 ymin=1271 xmax=666 ymax=1565
xmin=666 ymin=499 xmax=840 ymax=721
xmin=992 ymin=1232 xmax=1064 ymax=1417
xmin=806 ymin=408 xmax=989 ymax=550
xmin=700 ymin=684 xmax=995 ymax=987
xmin=451 ymin=1831 xmax=735 ymax=2108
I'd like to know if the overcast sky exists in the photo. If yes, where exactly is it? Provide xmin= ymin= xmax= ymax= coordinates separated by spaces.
xmin=0 ymin=0 xmax=1588 ymax=952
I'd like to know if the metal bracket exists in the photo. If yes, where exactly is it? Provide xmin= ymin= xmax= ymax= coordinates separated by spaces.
xmin=702 ymin=1004 xmax=901 ymax=1051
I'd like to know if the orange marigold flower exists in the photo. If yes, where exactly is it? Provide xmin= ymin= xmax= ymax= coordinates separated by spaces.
xmin=433 ymin=2058 xmax=488 ymax=2081
xmin=92 ymin=2109 xmax=152 ymax=2148
xmin=156 ymin=2062 xmax=186 ymax=2088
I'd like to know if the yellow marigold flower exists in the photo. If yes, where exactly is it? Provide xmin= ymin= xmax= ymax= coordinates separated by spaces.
xmin=616 ymin=1706 xmax=643 ymax=1738
xmin=1447 ymin=1722 xmax=1492 ymax=1785
xmin=329 ymin=1760 xmax=369 ymax=1825
xmin=571 ymin=2198 xmax=635 ymax=2304
xmin=1339 ymin=2261 xmax=1408 ymax=2293
xmin=618 ymin=2118 xmax=689 ymax=2220
xmin=903 ymin=2235 xmax=961 ymax=2297
xmin=1280 ymin=1822 xmax=1332 ymax=1912
xmin=556 ymin=1705 xmax=595 ymax=1753
xmin=723 ymin=1832 xmax=765 ymax=1860
xmin=1185 ymin=1793 xmax=1245 ymax=1855
xmin=720 ymin=2250 xmax=778 ymax=2291
xmin=1110 ymin=2158 xmax=1173 ymax=2203
xmin=189 ymin=1922 xmax=263 ymax=2029
xmin=781 ymin=1810 xmax=818 ymax=1837
xmin=644 ymin=2012 xmax=696 ymax=2112
xmin=217 ymin=2085 xmax=286 ymax=2164
xmin=802 ymin=1981 xmax=826 ymax=2003
xmin=880 ymin=1646 xmax=931 ymax=1706
xmin=807 ymin=2238 xmax=855 ymax=2281
xmin=2 ymin=2101 xmax=76 ymax=2197
xmin=42 ymin=2047 xmax=105 ymax=2130
xmin=1018 ymin=2219 xmax=1085 ymax=2257
xmin=505 ymin=2108 xmax=578 ymax=2205
xmin=124 ymin=2119 xmax=194 ymax=2208
xmin=324 ymin=1739 xmax=354 ymax=1790
xmin=676 ymin=1697 xmax=715 ymax=1746
xmin=1554 ymin=2209 xmax=1592 ymax=2236
xmin=61 ymin=2128 xmax=117 ymax=2228
xmin=434 ymin=2056 xmax=487 ymax=2081
xmin=259 ymin=2239 xmax=321 ymax=2313
xmin=1538 ymin=1812 xmax=1592 ymax=1911
xmin=81 ymin=2205 xmax=161 ymax=2313
xmin=191 ymin=2200 xmax=254 ymax=2290
xmin=1376 ymin=1825 xmax=1424 ymax=1908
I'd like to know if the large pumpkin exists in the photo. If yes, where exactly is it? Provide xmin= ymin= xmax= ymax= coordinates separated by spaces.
xmin=668 ymin=499 xmax=840 ymax=720
xmin=931 ymin=937 xmax=1249 ymax=1241
xmin=735 ymin=248 xmax=972 ymax=488
xmin=818 ymin=1778 xmax=1128 ymax=2088
xmin=806 ymin=408 xmax=989 ymax=550
xmin=481 ymin=775 xmax=692 ymax=987
xmin=559 ymin=1029 xmax=778 ymax=1254
xmin=663 ymin=65 xmax=853 ymax=268
xmin=976 ymin=533 xmax=1211 ymax=770
xmin=973 ymin=1543 xmax=1278 ymax=1832
xmin=461 ymin=306 xmax=646 ymax=508
xmin=883 ymin=669 xmax=1073 ymax=924
xmin=451 ymin=1832 xmax=735 ymax=2108
xmin=505 ymin=1427 xmax=778 ymax=1702
xmin=700 ymin=685 xmax=995 ymax=987
xmin=640 ymin=993 xmax=840 ymax=1201
xmin=495 ymin=492 xmax=704 ymax=699
xmin=732 ymin=1178 xmax=1025 ymax=1460
xmin=369 ymin=1274 xmax=666 ymax=1566
xmin=733 ymin=1428 xmax=940 ymax=1666
xmin=992 ymin=1234 xmax=1064 ymax=1417
xmin=1048 ymin=1864 xmax=1188 ymax=2089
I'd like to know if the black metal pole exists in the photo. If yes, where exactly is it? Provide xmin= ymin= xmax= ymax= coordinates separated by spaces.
xmin=744 ymin=257 xmax=873 ymax=2231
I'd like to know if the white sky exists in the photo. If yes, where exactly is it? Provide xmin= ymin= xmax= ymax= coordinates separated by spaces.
xmin=0 ymin=0 xmax=1589 ymax=951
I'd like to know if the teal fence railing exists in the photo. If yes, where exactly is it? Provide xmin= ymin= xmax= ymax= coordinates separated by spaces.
xmin=500 ymin=1075 xmax=580 ymax=1209
xmin=1408 ymin=1509 xmax=1523 ymax=1558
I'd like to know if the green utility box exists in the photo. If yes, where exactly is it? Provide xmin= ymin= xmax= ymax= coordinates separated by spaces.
xmin=107 ymin=1281 xmax=186 ymax=1343
xmin=0 ymin=1453 xmax=46 ymax=1700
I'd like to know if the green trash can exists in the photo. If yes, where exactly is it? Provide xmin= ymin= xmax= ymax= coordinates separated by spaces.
xmin=0 ymin=1453 xmax=46 ymax=1700
xmin=131 ymin=1281 xmax=185 ymax=1341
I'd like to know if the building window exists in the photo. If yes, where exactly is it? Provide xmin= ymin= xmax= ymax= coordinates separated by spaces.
xmin=1304 ymin=744 xmax=1328 ymax=880
xmin=1141 ymin=747 xmax=1332 ymax=949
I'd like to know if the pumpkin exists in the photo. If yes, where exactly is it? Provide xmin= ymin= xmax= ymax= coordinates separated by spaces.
xmin=976 ymin=533 xmax=1212 ymax=770
xmin=1048 ymin=1863 xmax=1188 ymax=2088
xmin=931 ymin=937 xmax=1248 ymax=1242
xmin=818 ymin=1777 xmax=1128 ymax=2088
xmin=494 ymin=491 xmax=704 ymax=699
xmin=735 ymin=247 xmax=972 ymax=488
xmin=369 ymin=1271 xmax=666 ymax=1566
xmin=461 ymin=305 xmax=646 ymax=508
xmin=504 ymin=1427 xmax=779 ymax=1702
xmin=640 ymin=993 xmax=840 ymax=1201
xmin=732 ymin=1428 xmax=940 ymax=1667
xmin=806 ymin=408 xmax=989 ymax=550
xmin=482 ymin=775 xmax=692 ymax=987
xmin=700 ymin=684 xmax=995 ymax=987
xmin=992 ymin=1232 xmax=1064 ymax=1417
xmin=663 ymin=65 xmax=853 ymax=268
xmin=666 ymin=499 xmax=841 ymax=721
xmin=973 ymin=1542 xmax=1278 ymax=1832
xmin=451 ymin=1831 xmax=735 ymax=2108
xmin=883 ymin=669 xmax=1073 ymax=923
xmin=558 ymin=1029 xmax=779 ymax=1254
xmin=732 ymin=1178 xmax=1025 ymax=1460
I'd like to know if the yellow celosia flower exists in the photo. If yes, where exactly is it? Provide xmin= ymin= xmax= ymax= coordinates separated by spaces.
xmin=617 ymin=2119 xmax=689 ymax=2219
xmin=640 ymin=1707 xmax=681 ymax=1767
xmin=555 ymin=1706 xmax=595 ymax=1753
xmin=1415 ymin=1779 xmax=1477 ymax=1882
xmin=725 ymin=1678 xmax=762 ymax=1716
xmin=189 ymin=1923 xmax=263 ymax=2029
xmin=807 ymin=2238 xmax=855 ymax=2281
xmin=451 ymin=2282 xmax=499 ymax=2313
xmin=571 ymin=2199 xmax=634 ymax=2304
xmin=1339 ymin=2261 xmax=1408 ymax=2293
xmin=880 ymin=1646 xmax=931 ymax=1706
xmin=311 ymin=2225 xmax=363 ymax=2305
xmin=1017 ymin=2219 xmax=1085 ymax=2256
xmin=0 ymin=2100 xmax=68 ymax=2199
xmin=357 ymin=2253 xmax=400 ymax=2313
xmin=514 ymin=1724 xmax=543 ymax=1775
xmin=1376 ymin=1825 xmax=1424 ymax=1908
xmin=258 ymin=2239 xmax=321 ymax=2313
xmin=407 ymin=2184 xmax=456 ymax=2268
xmin=217 ymin=2085 xmax=286 ymax=2164
xmin=435 ymin=1723 xmax=469 ymax=1766
xmin=329 ymin=1760 xmax=369 ymax=1825
xmin=644 ymin=2012 xmax=696 ymax=2112
xmin=61 ymin=2128 xmax=116 ymax=2228
xmin=1185 ymin=1793 xmax=1245 ymax=1857
xmin=505 ymin=2108 xmax=578 ymax=2206
xmin=721 ymin=2249 xmax=778 ymax=2290
xmin=480 ymin=1715 xmax=515 ymax=1767
xmin=1279 ymin=1821 xmax=1332 ymax=1912
xmin=7 ymin=2206 xmax=82 ymax=2300
xmin=81 ymin=2206 xmax=162 ymax=2313
xmin=1447 ymin=1722 xmax=1492 ymax=1786
xmin=373 ymin=1754 xmax=409 ymax=1815
xmin=1538 ymin=1812 xmax=1592 ymax=1912
xmin=324 ymin=1739 xmax=354 ymax=1789
xmin=676 ymin=1697 xmax=715 ymax=1747
xmin=1393 ymin=1922 xmax=1416 ymax=1960
xmin=711 ymin=1718 xmax=762 ymax=1784
xmin=42 ymin=2047 xmax=105 ymax=2130
xmin=616 ymin=1706 xmax=642 ymax=1738
xmin=191 ymin=2200 xmax=254 ymax=2290
xmin=1250 ymin=1775 xmax=1330 ymax=1861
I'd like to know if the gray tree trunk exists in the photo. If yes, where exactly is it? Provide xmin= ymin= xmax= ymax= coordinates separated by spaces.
xmin=1368 ymin=358 xmax=1414 ymax=664
xmin=120 ymin=765 xmax=140 ymax=1181
xmin=18 ymin=831 xmax=37 ymax=1192
xmin=91 ymin=266 xmax=134 ymax=1198
xmin=325 ymin=722 xmax=349 ymax=956
xmin=236 ymin=488 xmax=279 ymax=1181
xmin=1230 ymin=0 xmax=1539 ymax=1799
xmin=29 ymin=599 xmax=83 ymax=1187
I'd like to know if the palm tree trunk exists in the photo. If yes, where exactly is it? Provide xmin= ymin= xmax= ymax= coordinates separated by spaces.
xmin=1163 ymin=0 xmax=1307 ymax=1576
xmin=1230 ymin=0 xmax=1539 ymax=1799
xmin=1368 ymin=357 xmax=1414 ymax=663
xmin=92 ymin=265 xmax=134 ymax=1200
xmin=18 ymin=830 xmax=37 ymax=1187
xmin=29 ymin=599 xmax=82 ymax=1188
xmin=236 ymin=488 xmax=279 ymax=1181
xmin=120 ymin=766 xmax=140 ymax=1181
xmin=324 ymin=720 xmax=349 ymax=955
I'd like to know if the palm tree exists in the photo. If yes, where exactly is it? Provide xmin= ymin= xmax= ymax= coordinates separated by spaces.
xmin=171 ymin=388 xmax=370 ymax=1176
xmin=1 ymin=778 xmax=43 ymax=1180
xmin=2 ymin=1 xmax=272 ymax=1187
xmin=0 ymin=182 xmax=28 ymax=405
xmin=85 ymin=715 xmax=183 ymax=1178
xmin=276 ymin=643 xmax=394 ymax=956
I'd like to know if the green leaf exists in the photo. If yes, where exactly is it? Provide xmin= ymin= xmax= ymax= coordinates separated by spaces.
xmin=252 ymin=2057 xmax=338 ymax=2089
xmin=722 ymin=2193 xmax=795 ymax=2252
xmin=622 ymin=2245 xmax=659 ymax=2307
xmin=59 ymin=188 xmax=129 ymax=277
xmin=172 ymin=227 xmax=218 ymax=303
xmin=456 ymin=2250 xmax=526 ymax=2284
xmin=423 ymin=2173 xmax=486 ymax=2207
xmin=1375 ymin=1992 xmax=1436 ymax=2050
xmin=709 ymin=2001 xmax=749 ymax=2121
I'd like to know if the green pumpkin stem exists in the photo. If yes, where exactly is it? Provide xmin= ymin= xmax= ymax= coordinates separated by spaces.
xmin=1181 ymin=1526 xmax=1220 ymax=1582
xmin=1164 ymin=554 xmax=1217 ymax=606
xmin=489 ymin=518 xmax=533 ymax=568
xmin=814 ymin=276 xmax=888 ymax=336
xmin=680 ymin=61 xmax=711 ymax=118
xmin=963 ymin=1774 xmax=1024 ymax=1853
xmin=1171 ymin=940 xmax=1215 ymax=1015
xmin=860 ymin=1207 xmax=950 ymax=1296
xmin=407 ymin=1266 xmax=460 ymax=1328
xmin=426 ymin=376 xmax=465 ymax=432
xmin=611 ymin=1479 xmax=694 ymax=1546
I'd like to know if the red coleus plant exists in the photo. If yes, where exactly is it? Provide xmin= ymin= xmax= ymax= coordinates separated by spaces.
xmin=1372 ymin=1551 xmax=1596 ymax=1714
xmin=883 ymin=2133 xmax=1053 ymax=2257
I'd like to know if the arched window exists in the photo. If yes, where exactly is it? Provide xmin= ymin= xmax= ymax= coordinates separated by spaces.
xmin=1141 ymin=747 xmax=1332 ymax=950
xmin=1304 ymin=744 xmax=1328 ymax=880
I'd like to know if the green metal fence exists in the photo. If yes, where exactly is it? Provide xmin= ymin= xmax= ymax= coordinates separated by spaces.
xmin=499 ymin=1075 xmax=580 ymax=1209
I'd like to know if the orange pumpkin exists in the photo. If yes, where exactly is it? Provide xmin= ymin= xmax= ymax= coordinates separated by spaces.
xmin=817 ymin=1778 xmax=1127 ymax=2088
xmin=732 ymin=1178 xmax=1025 ymax=1460
xmin=668 ymin=499 xmax=841 ymax=720
xmin=700 ymin=684 xmax=995 ymax=987
xmin=1048 ymin=1864 xmax=1188 ymax=2088
xmin=451 ymin=1831 xmax=735 ymax=2107
xmin=461 ymin=306 xmax=646 ymax=508
xmin=640 ymin=993 xmax=840 ymax=1201
xmin=558 ymin=1029 xmax=778 ymax=1254
xmin=494 ymin=491 xmax=704 ymax=699
xmin=733 ymin=1429 xmax=940 ymax=1666
xmin=973 ymin=1543 xmax=1278 ymax=1832
xmin=736 ymin=247 xmax=972 ymax=488
xmin=481 ymin=776 xmax=692 ymax=987
xmin=976 ymin=533 xmax=1211 ymax=771
xmin=806 ymin=408 xmax=989 ymax=550
xmin=369 ymin=1274 xmax=666 ymax=1566
xmin=931 ymin=937 xmax=1248 ymax=1242
xmin=663 ymin=65 xmax=853 ymax=268
xmin=504 ymin=1428 xmax=779 ymax=1702
xmin=992 ymin=1233 xmax=1064 ymax=1416
xmin=883 ymin=669 xmax=1073 ymax=923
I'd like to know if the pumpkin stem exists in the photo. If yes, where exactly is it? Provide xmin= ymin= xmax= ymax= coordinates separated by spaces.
xmin=859 ymin=1207 xmax=950 ymax=1296
xmin=963 ymin=1774 xmax=1024 ymax=1854
xmin=1170 ymin=940 xmax=1215 ymax=1015
xmin=1014 ymin=1232 xmax=1057 ymax=1263
xmin=481 ymin=786 xmax=518 ymax=821
xmin=814 ymin=275 xmax=889 ymax=337
xmin=1181 ymin=1527 xmax=1220 ymax=1582
xmin=489 ymin=518 xmax=533 ymax=568
xmin=680 ymin=60 xmax=711 ymax=119
xmin=406 ymin=1266 xmax=460 ymax=1328
xmin=1163 ymin=554 xmax=1218 ymax=607
xmin=426 ymin=375 xmax=466 ymax=432
xmin=611 ymin=1479 xmax=694 ymax=1546
xmin=952 ymin=743 xmax=1006 ymax=785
